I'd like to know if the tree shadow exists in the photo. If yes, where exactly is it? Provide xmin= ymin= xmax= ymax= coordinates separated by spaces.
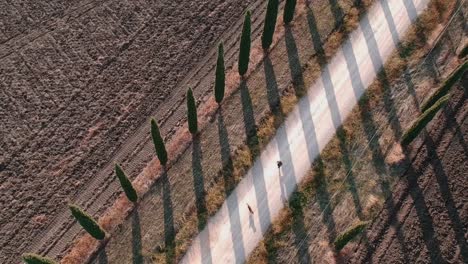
xmin=217 ymin=109 xmax=246 ymax=263
xmin=217 ymin=110 xmax=236 ymax=194
xmin=328 ymin=0 xmax=344 ymax=25
xmin=313 ymin=158 xmax=337 ymax=247
xmin=359 ymin=13 xmax=403 ymax=138
xmin=285 ymin=26 xmax=306 ymax=98
xmin=336 ymin=129 xmax=364 ymax=219
xmin=264 ymin=55 xmax=284 ymax=123
xmin=132 ymin=210 xmax=143 ymax=264
xmin=161 ymin=169 xmax=175 ymax=263
xmin=339 ymin=9 xmax=410 ymax=257
xmin=192 ymin=136 xmax=213 ymax=264
xmin=306 ymin=5 xmax=342 ymax=129
xmin=192 ymin=136 xmax=208 ymax=229
xmin=240 ymin=79 xmax=272 ymax=234
xmin=240 ymin=80 xmax=260 ymax=157
xmin=96 ymin=248 xmax=108 ymax=264
xmin=424 ymin=134 xmax=468 ymax=263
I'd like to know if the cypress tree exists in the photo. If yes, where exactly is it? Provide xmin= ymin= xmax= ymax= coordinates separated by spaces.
xmin=69 ymin=204 xmax=106 ymax=240
xmin=283 ymin=0 xmax=297 ymax=24
xmin=186 ymin=88 xmax=198 ymax=134
xmin=262 ymin=0 xmax=279 ymax=50
xmin=238 ymin=11 xmax=252 ymax=76
xmin=334 ymin=221 xmax=369 ymax=251
xmin=420 ymin=61 xmax=467 ymax=112
xmin=115 ymin=164 xmax=138 ymax=203
xmin=151 ymin=118 xmax=168 ymax=165
xmin=22 ymin=253 xmax=57 ymax=264
xmin=401 ymin=94 xmax=450 ymax=146
xmin=214 ymin=43 xmax=225 ymax=104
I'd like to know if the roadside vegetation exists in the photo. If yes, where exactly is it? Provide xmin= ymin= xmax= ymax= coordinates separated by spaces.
xmin=420 ymin=61 xmax=467 ymax=112
xmin=402 ymin=94 xmax=450 ymax=146
xmin=69 ymin=204 xmax=106 ymax=240
xmin=262 ymin=0 xmax=279 ymax=50
xmin=333 ymin=221 xmax=368 ymax=251
xmin=239 ymin=11 xmax=252 ymax=76
xmin=115 ymin=164 xmax=138 ymax=203
xmin=187 ymin=88 xmax=198 ymax=134
xmin=22 ymin=253 xmax=57 ymax=264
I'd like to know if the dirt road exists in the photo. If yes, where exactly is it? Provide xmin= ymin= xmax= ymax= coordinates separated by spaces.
xmin=181 ymin=0 xmax=431 ymax=263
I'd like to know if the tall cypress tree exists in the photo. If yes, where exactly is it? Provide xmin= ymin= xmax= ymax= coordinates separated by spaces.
xmin=238 ymin=10 xmax=252 ymax=76
xmin=151 ymin=118 xmax=168 ymax=165
xmin=262 ymin=0 xmax=279 ymax=50
xmin=22 ymin=253 xmax=57 ymax=264
xmin=69 ymin=204 xmax=106 ymax=240
xmin=115 ymin=164 xmax=138 ymax=203
xmin=186 ymin=88 xmax=198 ymax=134
xmin=214 ymin=42 xmax=225 ymax=104
xmin=283 ymin=0 xmax=297 ymax=24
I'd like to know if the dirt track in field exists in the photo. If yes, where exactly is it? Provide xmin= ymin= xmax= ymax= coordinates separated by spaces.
xmin=0 ymin=0 xmax=261 ymax=262
xmin=350 ymin=81 xmax=468 ymax=263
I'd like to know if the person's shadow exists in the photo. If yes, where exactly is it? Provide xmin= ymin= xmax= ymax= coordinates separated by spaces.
xmin=249 ymin=212 xmax=257 ymax=232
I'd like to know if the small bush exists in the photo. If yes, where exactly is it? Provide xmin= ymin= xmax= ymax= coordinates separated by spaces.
xmin=262 ymin=0 xmax=279 ymax=50
xmin=458 ymin=44 xmax=468 ymax=59
xmin=238 ymin=11 xmax=251 ymax=76
xmin=22 ymin=253 xmax=57 ymax=264
xmin=283 ymin=0 xmax=297 ymax=24
xmin=215 ymin=43 xmax=225 ymax=104
xmin=334 ymin=221 xmax=369 ymax=251
xmin=69 ymin=204 xmax=106 ymax=240
xmin=186 ymin=88 xmax=198 ymax=134
xmin=151 ymin=119 xmax=168 ymax=165
xmin=402 ymin=94 xmax=450 ymax=146
xmin=115 ymin=164 xmax=138 ymax=202
xmin=421 ymin=61 xmax=467 ymax=112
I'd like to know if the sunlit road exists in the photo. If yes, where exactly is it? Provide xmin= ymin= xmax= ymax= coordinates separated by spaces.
xmin=182 ymin=0 xmax=430 ymax=263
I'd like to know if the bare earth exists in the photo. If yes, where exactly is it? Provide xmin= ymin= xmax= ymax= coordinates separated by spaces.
xmin=350 ymin=82 xmax=467 ymax=263
xmin=0 ymin=0 xmax=258 ymax=262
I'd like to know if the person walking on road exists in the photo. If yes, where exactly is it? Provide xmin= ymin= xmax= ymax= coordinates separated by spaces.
xmin=277 ymin=160 xmax=283 ymax=169
xmin=247 ymin=204 xmax=254 ymax=214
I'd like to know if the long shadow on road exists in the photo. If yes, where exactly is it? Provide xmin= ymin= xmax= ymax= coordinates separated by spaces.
xmin=240 ymin=80 xmax=272 ymax=235
xmin=192 ymin=136 xmax=213 ymax=264
xmin=217 ymin=110 xmax=246 ymax=263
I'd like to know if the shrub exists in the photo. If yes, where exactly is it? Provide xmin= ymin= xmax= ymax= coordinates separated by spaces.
xmin=283 ymin=0 xmax=297 ymax=24
xmin=215 ymin=43 xmax=225 ymax=104
xmin=238 ymin=11 xmax=252 ymax=76
xmin=262 ymin=0 xmax=279 ymax=50
xmin=69 ymin=204 xmax=106 ymax=240
xmin=151 ymin=118 xmax=168 ymax=165
xmin=115 ymin=164 xmax=138 ymax=202
xmin=458 ymin=44 xmax=468 ymax=59
xmin=420 ymin=61 xmax=467 ymax=112
xmin=22 ymin=253 xmax=57 ymax=264
xmin=402 ymin=94 xmax=450 ymax=146
xmin=334 ymin=221 xmax=368 ymax=251
xmin=186 ymin=88 xmax=198 ymax=134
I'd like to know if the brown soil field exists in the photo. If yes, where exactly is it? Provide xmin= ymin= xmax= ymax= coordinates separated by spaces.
xmin=0 ymin=0 xmax=261 ymax=262
xmin=247 ymin=1 xmax=467 ymax=263
xmin=349 ymin=79 xmax=467 ymax=263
